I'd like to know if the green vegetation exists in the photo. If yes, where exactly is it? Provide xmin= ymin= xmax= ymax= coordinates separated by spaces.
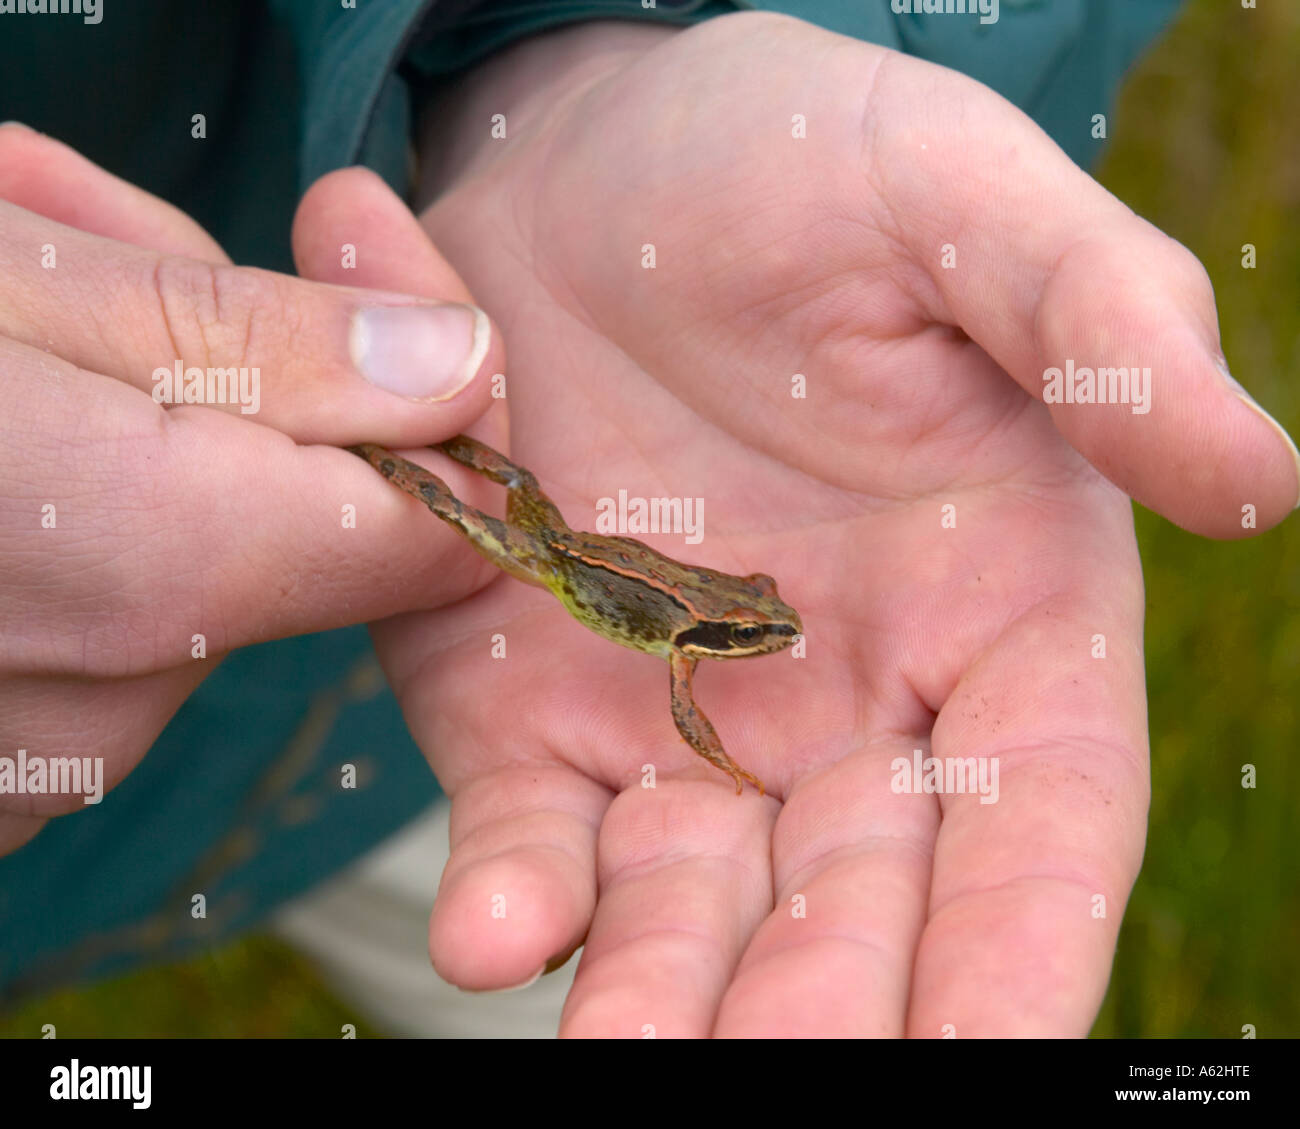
xmin=1091 ymin=0 xmax=1299 ymax=1037
xmin=0 ymin=935 xmax=377 ymax=1038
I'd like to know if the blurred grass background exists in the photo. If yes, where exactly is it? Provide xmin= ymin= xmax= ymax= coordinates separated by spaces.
xmin=1090 ymin=0 xmax=1299 ymax=1037
xmin=1 ymin=0 xmax=1297 ymax=1037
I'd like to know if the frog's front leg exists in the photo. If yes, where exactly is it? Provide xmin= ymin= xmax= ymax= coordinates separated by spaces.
xmin=668 ymin=651 xmax=766 ymax=796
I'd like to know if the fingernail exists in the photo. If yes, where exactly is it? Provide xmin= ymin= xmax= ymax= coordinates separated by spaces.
xmin=1216 ymin=355 xmax=1300 ymax=510
xmin=457 ymin=964 xmax=545 ymax=995
xmin=0 ymin=121 xmax=33 ymax=131
xmin=350 ymin=302 xmax=489 ymax=401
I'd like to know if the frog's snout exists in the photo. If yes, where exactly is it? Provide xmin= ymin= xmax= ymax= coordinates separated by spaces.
xmin=772 ymin=616 xmax=801 ymax=640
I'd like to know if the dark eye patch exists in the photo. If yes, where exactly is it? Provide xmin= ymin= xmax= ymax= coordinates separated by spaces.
xmin=675 ymin=621 xmax=765 ymax=652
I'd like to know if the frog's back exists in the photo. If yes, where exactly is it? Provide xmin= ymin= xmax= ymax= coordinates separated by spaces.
xmin=543 ymin=532 xmax=688 ymax=657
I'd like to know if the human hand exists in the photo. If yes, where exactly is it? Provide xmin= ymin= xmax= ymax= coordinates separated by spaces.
xmin=315 ymin=14 xmax=1298 ymax=1034
xmin=0 ymin=125 xmax=505 ymax=855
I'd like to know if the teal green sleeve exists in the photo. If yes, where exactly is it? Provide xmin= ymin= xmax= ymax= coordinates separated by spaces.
xmin=278 ymin=0 xmax=1184 ymax=225
xmin=396 ymin=0 xmax=1184 ymax=172
xmin=0 ymin=1 xmax=1184 ymax=272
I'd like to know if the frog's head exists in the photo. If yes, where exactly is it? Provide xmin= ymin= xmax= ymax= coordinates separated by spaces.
xmin=672 ymin=572 xmax=803 ymax=659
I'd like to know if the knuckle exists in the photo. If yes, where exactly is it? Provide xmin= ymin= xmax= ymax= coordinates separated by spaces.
xmin=149 ymin=255 xmax=283 ymax=368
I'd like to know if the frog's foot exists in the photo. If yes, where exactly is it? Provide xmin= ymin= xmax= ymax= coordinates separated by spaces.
xmin=692 ymin=748 xmax=766 ymax=797
xmin=722 ymin=761 xmax=766 ymax=797
xmin=684 ymin=742 xmax=766 ymax=797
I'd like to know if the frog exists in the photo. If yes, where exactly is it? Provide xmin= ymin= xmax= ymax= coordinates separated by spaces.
xmin=347 ymin=435 xmax=802 ymax=795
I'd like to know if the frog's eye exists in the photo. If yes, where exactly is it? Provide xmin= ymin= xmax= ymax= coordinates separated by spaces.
xmin=731 ymin=624 xmax=763 ymax=645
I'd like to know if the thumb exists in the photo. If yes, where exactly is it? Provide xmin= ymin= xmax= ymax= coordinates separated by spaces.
xmin=293 ymin=167 xmax=507 ymax=447
xmin=293 ymin=166 xmax=480 ymax=300
xmin=867 ymin=61 xmax=1300 ymax=538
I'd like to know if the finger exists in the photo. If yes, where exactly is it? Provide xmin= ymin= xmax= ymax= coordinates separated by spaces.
xmin=0 ymin=337 xmax=507 ymax=679
xmin=0 ymin=811 xmax=45 ymax=854
xmin=0 ymin=664 xmax=205 ymax=819
xmin=711 ymin=750 xmax=938 ymax=1037
xmin=867 ymin=56 xmax=1300 ymax=534
xmin=558 ymin=782 xmax=776 ymax=1037
xmin=292 ymin=165 xmax=512 ymax=452
xmin=293 ymin=167 xmax=479 ymax=299
xmin=427 ymin=765 xmax=608 ymax=991
xmin=0 ymin=122 xmax=229 ymax=261
xmin=0 ymin=206 xmax=501 ymax=446
xmin=906 ymin=586 xmax=1149 ymax=1036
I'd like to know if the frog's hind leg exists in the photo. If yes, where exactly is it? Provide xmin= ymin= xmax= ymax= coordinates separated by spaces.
xmin=434 ymin=434 xmax=566 ymax=534
xmin=435 ymin=434 xmax=529 ymax=487
xmin=347 ymin=443 xmax=548 ymax=588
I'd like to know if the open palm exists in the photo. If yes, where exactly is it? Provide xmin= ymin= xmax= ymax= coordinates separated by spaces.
xmin=302 ymin=14 xmax=1297 ymax=1035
